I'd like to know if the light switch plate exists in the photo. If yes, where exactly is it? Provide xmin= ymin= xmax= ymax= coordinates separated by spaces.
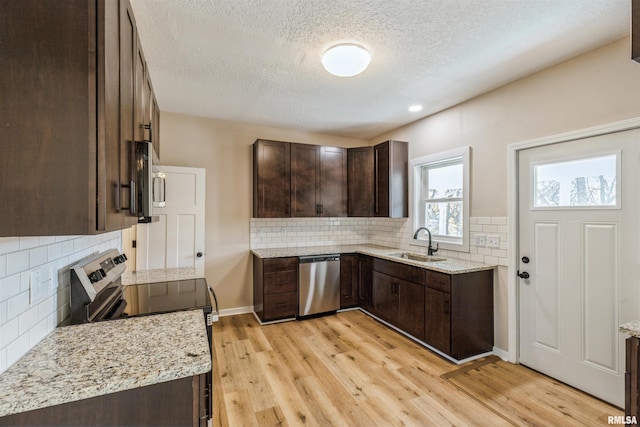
xmin=486 ymin=234 xmax=500 ymax=248
xmin=30 ymin=270 xmax=47 ymax=304
xmin=474 ymin=233 xmax=486 ymax=246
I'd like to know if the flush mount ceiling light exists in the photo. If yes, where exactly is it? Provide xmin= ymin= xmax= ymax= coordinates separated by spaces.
xmin=409 ymin=105 xmax=423 ymax=112
xmin=321 ymin=44 xmax=371 ymax=77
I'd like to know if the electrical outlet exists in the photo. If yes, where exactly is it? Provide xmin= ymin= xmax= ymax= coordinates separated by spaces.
xmin=486 ymin=234 xmax=500 ymax=249
xmin=30 ymin=270 xmax=48 ymax=304
xmin=474 ymin=234 xmax=486 ymax=246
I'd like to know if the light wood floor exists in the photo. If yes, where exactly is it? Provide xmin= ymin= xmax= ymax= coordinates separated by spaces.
xmin=211 ymin=310 xmax=622 ymax=426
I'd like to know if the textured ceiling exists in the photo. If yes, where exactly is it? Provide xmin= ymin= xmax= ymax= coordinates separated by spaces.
xmin=130 ymin=0 xmax=630 ymax=140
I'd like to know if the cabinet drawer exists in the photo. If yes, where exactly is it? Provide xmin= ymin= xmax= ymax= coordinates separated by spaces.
xmin=264 ymin=270 xmax=298 ymax=294
xmin=425 ymin=270 xmax=451 ymax=293
xmin=264 ymin=292 xmax=298 ymax=320
xmin=373 ymin=258 xmax=425 ymax=284
xmin=263 ymin=257 xmax=298 ymax=273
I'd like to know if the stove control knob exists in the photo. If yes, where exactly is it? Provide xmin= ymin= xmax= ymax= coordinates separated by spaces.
xmin=88 ymin=268 xmax=106 ymax=283
xmin=113 ymin=254 xmax=128 ymax=265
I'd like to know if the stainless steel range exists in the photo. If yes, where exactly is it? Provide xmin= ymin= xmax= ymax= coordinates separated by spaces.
xmin=69 ymin=248 xmax=218 ymax=420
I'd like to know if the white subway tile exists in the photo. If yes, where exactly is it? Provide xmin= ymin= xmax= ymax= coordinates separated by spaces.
xmin=29 ymin=246 xmax=48 ymax=268
xmin=469 ymin=224 xmax=483 ymax=232
xmin=19 ymin=271 xmax=30 ymax=293
xmin=0 ymin=274 xmax=21 ymax=302
xmin=19 ymin=237 xmax=40 ymax=250
xmin=29 ymin=317 xmax=51 ymax=347
xmin=6 ymin=333 xmax=30 ymax=367
xmin=0 ymin=318 xmax=18 ymax=347
xmin=477 ymin=247 xmax=492 ymax=256
xmin=477 ymin=217 xmax=492 ymax=225
xmin=481 ymin=225 xmax=498 ymax=233
xmin=492 ymin=249 xmax=507 ymax=258
xmin=7 ymin=292 xmax=29 ymax=321
xmin=0 ymin=255 xmax=5 ymax=278
xmin=0 ymin=301 xmax=6 ymax=325
xmin=6 ymin=251 xmax=29 ymax=276
xmin=484 ymin=256 xmax=500 ymax=265
xmin=47 ymin=243 xmax=63 ymax=261
xmin=491 ymin=217 xmax=507 ymax=225
xmin=0 ymin=348 xmax=6 ymax=374
xmin=0 ymin=238 xmax=20 ymax=256
xmin=39 ymin=236 xmax=56 ymax=246
xmin=18 ymin=306 xmax=39 ymax=335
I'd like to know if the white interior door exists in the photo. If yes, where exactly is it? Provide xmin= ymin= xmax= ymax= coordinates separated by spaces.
xmin=136 ymin=166 xmax=206 ymax=277
xmin=518 ymin=128 xmax=640 ymax=407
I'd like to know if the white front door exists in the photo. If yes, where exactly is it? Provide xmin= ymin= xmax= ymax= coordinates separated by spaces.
xmin=518 ymin=127 xmax=640 ymax=407
xmin=136 ymin=166 xmax=206 ymax=277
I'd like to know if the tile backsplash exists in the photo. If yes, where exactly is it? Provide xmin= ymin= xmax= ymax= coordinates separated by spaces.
xmin=250 ymin=216 xmax=509 ymax=267
xmin=0 ymin=231 xmax=122 ymax=374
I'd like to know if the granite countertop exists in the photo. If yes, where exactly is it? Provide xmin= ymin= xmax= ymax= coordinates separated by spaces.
xmin=0 ymin=310 xmax=211 ymax=418
xmin=620 ymin=321 xmax=640 ymax=337
xmin=121 ymin=266 xmax=199 ymax=285
xmin=251 ymin=244 xmax=496 ymax=274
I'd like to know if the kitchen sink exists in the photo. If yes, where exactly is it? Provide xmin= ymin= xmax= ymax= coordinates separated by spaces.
xmin=390 ymin=252 xmax=446 ymax=263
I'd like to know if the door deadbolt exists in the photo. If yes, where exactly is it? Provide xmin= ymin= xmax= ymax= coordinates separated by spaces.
xmin=522 ymin=256 xmax=530 ymax=264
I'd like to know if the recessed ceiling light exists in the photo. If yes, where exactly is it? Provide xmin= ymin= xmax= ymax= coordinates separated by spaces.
xmin=321 ymin=44 xmax=371 ymax=77
xmin=409 ymin=105 xmax=423 ymax=112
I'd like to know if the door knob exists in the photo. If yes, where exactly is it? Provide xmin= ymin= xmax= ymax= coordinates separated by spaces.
xmin=196 ymin=252 xmax=203 ymax=258
xmin=517 ymin=271 xmax=530 ymax=279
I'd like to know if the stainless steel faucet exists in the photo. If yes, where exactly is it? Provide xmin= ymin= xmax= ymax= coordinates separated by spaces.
xmin=413 ymin=227 xmax=439 ymax=256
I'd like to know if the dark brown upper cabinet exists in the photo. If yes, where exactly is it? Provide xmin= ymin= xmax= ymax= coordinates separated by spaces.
xmin=633 ymin=0 xmax=640 ymax=63
xmin=291 ymin=144 xmax=347 ymax=217
xmin=347 ymin=147 xmax=375 ymax=217
xmin=253 ymin=140 xmax=291 ymax=218
xmin=0 ymin=0 xmax=157 ymax=236
xmin=374 ymin=140 xmax=408 ymax=218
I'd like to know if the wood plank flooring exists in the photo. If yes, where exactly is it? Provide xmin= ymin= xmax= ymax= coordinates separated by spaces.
xmin=212 ymin=310 xmax=622 ymax=426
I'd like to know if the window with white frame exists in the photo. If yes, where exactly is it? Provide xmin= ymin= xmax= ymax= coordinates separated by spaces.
xmin=411 ymin=146 xmax=470 ymax=251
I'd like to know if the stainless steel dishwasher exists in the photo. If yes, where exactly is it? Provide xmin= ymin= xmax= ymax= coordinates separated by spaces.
xmin=298 ymin=254 xmax=340 ymax=317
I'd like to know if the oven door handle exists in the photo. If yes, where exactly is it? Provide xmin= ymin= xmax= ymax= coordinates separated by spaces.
xmin=208 ymin=286 xmax=219 ymax=323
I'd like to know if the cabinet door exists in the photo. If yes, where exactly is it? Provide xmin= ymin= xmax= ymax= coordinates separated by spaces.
xmin=372 ymin=272 xmax=398 ymax=323
xmin=397 ymin=279 xmax=425 ymax=341
xmin=374 ymin=140 xmax=408 ymax=218
xmin=425 ymin=287 xmax=451 ymax=354
xmin=374 ymin=141 xmax=390 ymax=217
xmin=118 ymin=0 xmax=137 ymax=223
xmin=340 ymin=254 xmax=358 ymax=308
xmin=347 ymin=147 xmax=374 ymax=216
xmin=358 ymin=255 xmax=373 ymax=311
xmin=291 ymin=143 xmax=321 ymax=216
xmin=253 ymin=140 xmax=291 ymax=218
xmin=320 ymin=146 xmax=347 ymax=216
xmin=151 ymin=94 xmax=160 ymax=158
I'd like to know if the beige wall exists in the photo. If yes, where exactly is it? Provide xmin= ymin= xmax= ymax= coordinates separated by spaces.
xmin=372 ymin=37 xmax=640 ymax=216
xmin=159 ymin=114 xmax=366 ymax=310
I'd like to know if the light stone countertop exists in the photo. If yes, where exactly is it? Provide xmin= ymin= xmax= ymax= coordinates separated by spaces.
xmin=620 ymin=321 xmax=640 ymax=337
xmin=0 ymin=310 xmax=211 ymax=417
xmin=121 ymin=266 xmax=199 ymax=285
xmin=251 ymin=244 xmax=496 ymax=274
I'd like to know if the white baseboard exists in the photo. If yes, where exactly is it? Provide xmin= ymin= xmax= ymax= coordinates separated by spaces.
xmin=492 ymin=346 xmax=509 ymax=361
xmin=219 ymin=306 xmax=254 ymax=317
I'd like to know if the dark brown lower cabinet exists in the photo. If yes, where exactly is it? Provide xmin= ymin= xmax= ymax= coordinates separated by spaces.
xmin=253 ymin=256 xmax=298 ymax=322
xmin=340 ymin=254 xmax=358 ymax=308
xmin=627 ymin=336 xmax=640 ymax=419
xmin=0 ymin=374 xmax=208 ymax=427
xmin=357 ymin=255 xmax=374 ymax=312
xmin=425 ymin=287 xmax=451 ymax=354
xmin=372 ymin=271 xmax=425 ymax=341
xmin=425 ymin=269 xmax=494 ymax=360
